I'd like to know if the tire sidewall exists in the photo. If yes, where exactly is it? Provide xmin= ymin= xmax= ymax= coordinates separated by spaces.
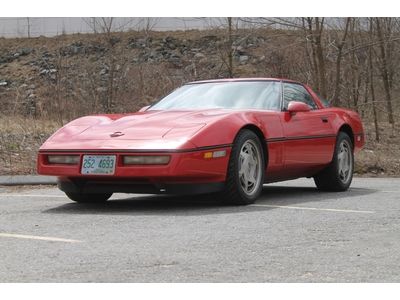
xmin=65 ymin=192 xmax=112 ymax=203
xmin=333 ymin=132 xmax=354 ymax=190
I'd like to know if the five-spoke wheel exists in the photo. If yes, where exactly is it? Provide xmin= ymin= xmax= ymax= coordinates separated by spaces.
xmin=238 ymin=140 xmax=263 ymax=197
xmin=337 ymin=139 xmax=352 ymax=184
xmin=222 ymin=129 xmax=265 ymax=205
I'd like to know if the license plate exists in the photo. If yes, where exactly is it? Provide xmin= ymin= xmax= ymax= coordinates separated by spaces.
xmin=81 ymin=155 xmax=116 ymax=175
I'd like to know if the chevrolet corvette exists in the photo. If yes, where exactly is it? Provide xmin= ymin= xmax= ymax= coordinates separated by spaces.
xmin=37 ymin=78 xmax=364 ymax=205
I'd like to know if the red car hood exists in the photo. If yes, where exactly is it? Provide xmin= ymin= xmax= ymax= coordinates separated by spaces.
xmin=40 ymin=109 xmax=233 ymax=151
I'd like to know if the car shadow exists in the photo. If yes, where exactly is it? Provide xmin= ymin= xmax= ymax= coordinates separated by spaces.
xmin=43 ymin=184 xmax=377 ymax=216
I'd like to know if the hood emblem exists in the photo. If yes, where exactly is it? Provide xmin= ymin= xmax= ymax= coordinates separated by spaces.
xmin=110 ymin=131 xmax=125 ymax=137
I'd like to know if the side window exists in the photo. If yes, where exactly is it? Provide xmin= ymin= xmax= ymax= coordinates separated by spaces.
xmin=318 ymin=94 xmax=331 ymax=108
xmin=283 ymin=83 xmax=318 ymax=110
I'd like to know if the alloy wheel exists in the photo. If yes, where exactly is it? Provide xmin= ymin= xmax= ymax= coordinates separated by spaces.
xmin=238 ymin=140 xmax=262 ymax=196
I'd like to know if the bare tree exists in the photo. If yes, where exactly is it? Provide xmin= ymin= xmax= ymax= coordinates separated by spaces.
xmin=368 ymin=18 xmax=380 ymax=142
xmin=375 ymin=17 xmax=395 ymax=125
xmin=212 ymin=17 xmax=236 ymax=78
xmin=227 ymin=17 xmax=234 ymax=78
xmin=139 ymin=18 xmax=160 ymax=36
xmin=26 ymin=17 xmax=31 ymax=38
xmin=85 ymin=18 xmax=118 ymax=112
xmin=302 ymin=17 xmax=327 ymax=98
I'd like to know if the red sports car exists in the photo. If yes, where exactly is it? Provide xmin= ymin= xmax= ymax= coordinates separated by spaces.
xmin=37 ymin=78 xmax=364 ymax=205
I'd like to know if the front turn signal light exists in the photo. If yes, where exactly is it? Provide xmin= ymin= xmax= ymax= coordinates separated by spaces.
xmin=203 ymin=150 xmax=226 ymax=159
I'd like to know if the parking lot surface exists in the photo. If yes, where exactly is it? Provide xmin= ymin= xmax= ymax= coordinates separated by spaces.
xmin=0 ymin=177 xmax=399 ymax=282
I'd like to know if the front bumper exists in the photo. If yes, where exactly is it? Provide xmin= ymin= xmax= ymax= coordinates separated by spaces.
xmin=37 ymin=146 xmax=231 ymax=193
xmin=58 ymin=178 xmax=225 ymax=195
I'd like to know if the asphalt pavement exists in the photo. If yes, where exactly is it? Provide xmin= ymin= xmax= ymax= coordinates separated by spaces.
xmin=0 ymin=175 xmax=56 ymax=186
xmin=0 ymin=177 xmax=399 ymax=282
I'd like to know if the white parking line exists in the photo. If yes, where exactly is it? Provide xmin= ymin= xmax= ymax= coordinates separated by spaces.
xmin=251 ymin=204 xmax=374 ymax=214
xmin=0 ymin=194 xmax=65 ymax=198
xmin=0 ymin=233 xmax=82 ymax=243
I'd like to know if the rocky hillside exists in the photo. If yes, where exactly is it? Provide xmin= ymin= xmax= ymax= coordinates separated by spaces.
xmin=0 ymin=29 xmax=281 ymax=120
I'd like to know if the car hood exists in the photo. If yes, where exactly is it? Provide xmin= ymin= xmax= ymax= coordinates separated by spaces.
xmin=40 ymin=109 xmax=235 ymax=150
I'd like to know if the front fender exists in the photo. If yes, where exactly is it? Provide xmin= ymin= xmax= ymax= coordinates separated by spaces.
xmin=189 ymin=111 xmax=284 ymax=148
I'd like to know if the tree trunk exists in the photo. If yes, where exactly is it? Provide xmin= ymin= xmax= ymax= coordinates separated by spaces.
xmin=369 ymin=19 xmax=380 ymax=142
xmin=227 ymin=17 xmax=234 ymax=78
xmin=315 ymin=18 xmax=327 ymax=99
xmin=304 ymin=18 xmax=320 ymax=92
xmin=26 ymin=17 xmax=31 ymax=38
xmin=375 ymin=18 xmax=395 ymax=125
xmin=304 ymin=17 xmax=327 ymax=98
xmin=332 ymin=18 xmax=351 ymax=106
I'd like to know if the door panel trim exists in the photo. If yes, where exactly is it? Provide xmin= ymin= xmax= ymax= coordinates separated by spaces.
xmin=266 ymin=134 xmax=336 ymax=143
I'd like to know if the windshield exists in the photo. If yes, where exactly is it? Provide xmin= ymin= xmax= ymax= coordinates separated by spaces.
xmin=149 ymin=81 xmax=281 ymax=111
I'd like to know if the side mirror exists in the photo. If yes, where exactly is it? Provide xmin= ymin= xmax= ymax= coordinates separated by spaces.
xmin=287 ymin=101 xmax=310 ymax=114
xmin=139 ymin=105 xmax=150 ymax=112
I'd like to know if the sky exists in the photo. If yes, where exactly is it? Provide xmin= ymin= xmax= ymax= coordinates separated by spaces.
xmin=0 ymin=17 xmax=223 ymax=38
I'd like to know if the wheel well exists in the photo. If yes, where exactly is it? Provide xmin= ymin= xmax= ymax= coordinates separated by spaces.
xmin=240 ymin=125 xmax=268 ymax=167
xmin=339 ymin=124 xmax=354 ymax=147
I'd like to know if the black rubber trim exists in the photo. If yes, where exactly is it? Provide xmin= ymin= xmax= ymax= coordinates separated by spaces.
xmin=40 ymin=144 xmax=233 ymax=154
xmin=266 ymin=134 xmax=337 ymax=143
xmin=266 ymin=137 xmax=286 ymax=143
xmin=58 ymin=179 xmax=225 ymax=195
xmin=186 ymin=79 xmax=282 ymax=85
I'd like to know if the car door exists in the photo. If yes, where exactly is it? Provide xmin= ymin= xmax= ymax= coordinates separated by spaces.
xmin=280 ymin=82 xmax=336 ymax=175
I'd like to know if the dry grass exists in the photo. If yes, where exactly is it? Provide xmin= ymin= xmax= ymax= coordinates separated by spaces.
xmin=0 ymin=116 xmax=59 ymax=175
xmin=0 ymin=115 xmax=399 ymax=177
xmin=0 ymin=115 xmax=60 ymax=133
xmin=355 ymin=122 xmax=400 ymax=177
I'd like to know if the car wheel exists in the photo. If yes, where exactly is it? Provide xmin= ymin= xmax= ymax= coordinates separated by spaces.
xmin=314 ymin=131 xmax=354 ymax=191
xmin=65 ymin=192 xmax=112 ymax=203
xmin=222 ymin=129 xmax=265 ymax=205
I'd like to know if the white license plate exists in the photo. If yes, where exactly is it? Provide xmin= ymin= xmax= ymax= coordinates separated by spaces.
xmin=81 ymin=155 xmax=116 ymax=175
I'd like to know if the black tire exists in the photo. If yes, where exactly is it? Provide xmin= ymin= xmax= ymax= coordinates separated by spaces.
xmin=65 ymin=192 xmax=112 ymax=203
xmin=221 ymin=129 xmax=265 ymax=205
xmin=314 ymin=131 xmax=354 ymax=192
